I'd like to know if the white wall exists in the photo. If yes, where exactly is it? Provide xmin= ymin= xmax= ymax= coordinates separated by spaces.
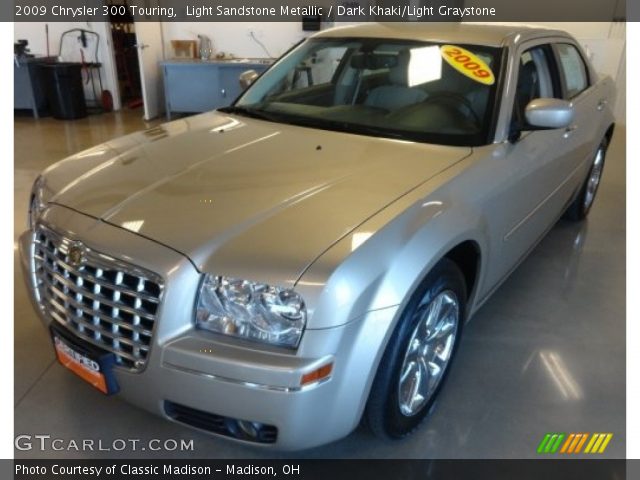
xmin=15 ymin=22 xmax=84 ymax=59
xmin=14 ymin=21 xmax=120 ymax=110
xmin=160 ymin=22 xmax=309 ymax=59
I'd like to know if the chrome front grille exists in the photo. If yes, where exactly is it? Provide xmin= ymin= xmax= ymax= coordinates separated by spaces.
xmin=31 ymin=225 xmax=164 ymax=371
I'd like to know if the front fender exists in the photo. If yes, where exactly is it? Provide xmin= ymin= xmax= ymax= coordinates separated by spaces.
xmin=296 ymin=180 xmax=490 ymax=331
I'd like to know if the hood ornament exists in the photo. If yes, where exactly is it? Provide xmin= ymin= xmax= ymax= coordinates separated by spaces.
xmin=67 ymin=242 xmax=85 ymax=268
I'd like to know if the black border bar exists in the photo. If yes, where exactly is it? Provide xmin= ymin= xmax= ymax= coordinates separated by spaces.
xmin=10 ymin=459 xmax=630 ymax=480
xmin=8 ymin=0 xmax=631 ymax=22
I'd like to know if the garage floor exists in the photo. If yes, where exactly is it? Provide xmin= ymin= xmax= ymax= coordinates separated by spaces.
xmin=14 ymin=110 xmax=625 ymax=459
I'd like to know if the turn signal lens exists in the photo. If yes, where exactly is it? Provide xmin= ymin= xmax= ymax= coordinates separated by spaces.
xmin=300 ymin=363 xmax=333 ymax=386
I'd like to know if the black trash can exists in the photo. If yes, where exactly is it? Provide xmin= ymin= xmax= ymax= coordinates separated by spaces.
xmin=40 ymin=63 xmax=87 ymax=120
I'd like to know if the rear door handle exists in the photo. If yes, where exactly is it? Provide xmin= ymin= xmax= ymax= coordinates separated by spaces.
xmin=564 ymin=125 xmax=578 ymax=138
xmin=597 ymin=99 xmax=608 ymax=111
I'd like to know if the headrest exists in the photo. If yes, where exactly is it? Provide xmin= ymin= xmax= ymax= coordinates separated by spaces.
xmin=518 ymin=61 xmax=538 ymax=89
xmin=388 ymin=50 xmax=411 ymax=86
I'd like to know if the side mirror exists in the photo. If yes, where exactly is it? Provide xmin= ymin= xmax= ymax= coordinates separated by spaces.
xmin=525 ymin=98 xmax=575 ymax=129
xmin=239 ymin=69 xmax=259 ymax=90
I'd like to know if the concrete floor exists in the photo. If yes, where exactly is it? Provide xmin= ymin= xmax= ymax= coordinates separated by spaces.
xmin=14 ymin=110 xmax=625 ymax=459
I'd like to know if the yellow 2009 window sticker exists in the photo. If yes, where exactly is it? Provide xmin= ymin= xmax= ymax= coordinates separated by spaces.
xmin=440 ymin=45 xmax=495 ymax=85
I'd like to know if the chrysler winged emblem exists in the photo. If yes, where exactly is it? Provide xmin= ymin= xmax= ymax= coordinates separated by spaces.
xmin=67 ymin=242 xmax=85 ymax=268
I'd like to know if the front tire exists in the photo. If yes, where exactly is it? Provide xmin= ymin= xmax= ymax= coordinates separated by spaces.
xmin=565 ymin=138 xmax=608 ymax=221
xmin=365 ymin=258 xmax=466 ymax=439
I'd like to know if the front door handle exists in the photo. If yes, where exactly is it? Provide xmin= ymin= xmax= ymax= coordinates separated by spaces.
xmin=564 ymin=125 xmax=578 ymax=138
xmin=597 ymin=99 xmax=608 ymax=111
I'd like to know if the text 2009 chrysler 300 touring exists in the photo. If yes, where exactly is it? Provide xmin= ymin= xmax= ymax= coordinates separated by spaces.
xmin=20 ymin=23 xmax=615 ymax=449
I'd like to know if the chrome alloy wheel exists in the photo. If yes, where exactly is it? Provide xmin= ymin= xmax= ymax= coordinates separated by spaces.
xmin=583 ymin=147 xmax=605 ymax=211
xmin=397 ymin=290 xmax=460 ymax=417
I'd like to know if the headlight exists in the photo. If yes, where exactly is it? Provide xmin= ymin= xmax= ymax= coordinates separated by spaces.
xmin=195 ymin=275 xmax=307 ymax=348
xmin=28 ymin=176 xmax=48 ymax=229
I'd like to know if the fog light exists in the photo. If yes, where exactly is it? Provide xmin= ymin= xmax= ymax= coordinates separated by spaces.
xmin=300 ymin=363 xmax=333 ymax=386
xmin=238 ymin=420 xmax=261 ymax=439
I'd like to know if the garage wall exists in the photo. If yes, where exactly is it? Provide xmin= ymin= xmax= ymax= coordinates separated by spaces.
xmin=160 ymin=22 xmax=309 ymax=59
xmin=161 ymin=0 xmax=344 ymax=59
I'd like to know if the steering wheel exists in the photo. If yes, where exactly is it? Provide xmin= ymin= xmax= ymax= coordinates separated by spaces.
xmin=421 ymin=91 xmax=482 ymax=126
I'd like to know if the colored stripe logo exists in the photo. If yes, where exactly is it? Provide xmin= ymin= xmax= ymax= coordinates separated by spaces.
xmin=537 ymin=433 xmax=613 ymax=454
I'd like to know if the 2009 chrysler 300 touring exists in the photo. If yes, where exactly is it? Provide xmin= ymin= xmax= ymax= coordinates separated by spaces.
xmin=20 ymin=23 xmax=615 ymax=449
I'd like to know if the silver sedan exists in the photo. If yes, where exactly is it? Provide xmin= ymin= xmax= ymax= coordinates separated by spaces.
xmin=20 ymin=23 xmax=615 ymax=449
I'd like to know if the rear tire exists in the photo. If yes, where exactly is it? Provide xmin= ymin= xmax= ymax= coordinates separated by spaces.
xmin=565 ymin=137 xmax=608 ymax=221
xmin=365 ymin=258 xmax=466 ymax=439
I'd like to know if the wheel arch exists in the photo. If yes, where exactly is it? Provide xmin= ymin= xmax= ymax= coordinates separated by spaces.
xmin=443 ymin=239 xmax=482 ymax=310
xmin=355 ymin=237 xmax=484 ymax=432
xmin=366 ymin=234 xmax=485 ymax=372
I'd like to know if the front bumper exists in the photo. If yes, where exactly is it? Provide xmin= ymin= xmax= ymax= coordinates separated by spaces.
xmin=19 ymin=206 xmax=398 ymax=450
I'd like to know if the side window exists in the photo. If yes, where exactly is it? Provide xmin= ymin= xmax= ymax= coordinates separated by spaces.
xmin=513 ymin=45 xmax=556 ymax=127
xmin=555 ymin=43 xmax=589 ymax=99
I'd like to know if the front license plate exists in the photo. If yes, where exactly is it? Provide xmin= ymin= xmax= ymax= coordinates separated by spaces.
xmin=50 ymin=325 xmax=119 ymax=395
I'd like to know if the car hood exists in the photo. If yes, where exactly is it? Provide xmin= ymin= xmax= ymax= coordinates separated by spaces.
xmin=44 ymin=112 xmax=470 ymax=284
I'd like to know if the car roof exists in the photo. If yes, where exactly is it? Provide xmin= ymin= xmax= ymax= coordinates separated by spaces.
xmin=313 ymin=22 xmax=570 ymax=47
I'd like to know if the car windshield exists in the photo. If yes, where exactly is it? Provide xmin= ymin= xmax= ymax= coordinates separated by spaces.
xmin=227 ymin=38 xmax=503 ymax=146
